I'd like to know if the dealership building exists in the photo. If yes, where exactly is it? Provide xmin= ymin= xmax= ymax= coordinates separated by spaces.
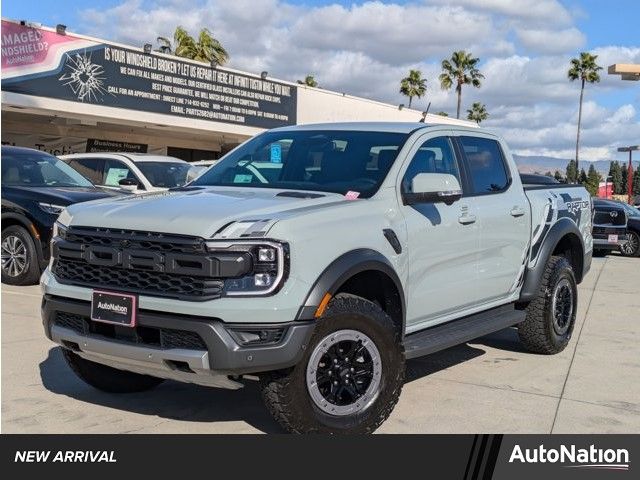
xmin=1 ymin=18 xmax=471 ymax=161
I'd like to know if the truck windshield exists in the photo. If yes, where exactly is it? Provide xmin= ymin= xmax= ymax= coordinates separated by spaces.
xmin=192 ymin=130 xmax=409 ymax=198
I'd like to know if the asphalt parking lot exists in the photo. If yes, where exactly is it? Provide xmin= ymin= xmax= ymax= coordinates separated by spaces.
xmin=2 ymin=255 xmax=639 ymax=434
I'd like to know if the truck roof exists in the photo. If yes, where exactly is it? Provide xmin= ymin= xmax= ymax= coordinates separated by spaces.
xmin=272 ymin=121 xmax=483 ymax=134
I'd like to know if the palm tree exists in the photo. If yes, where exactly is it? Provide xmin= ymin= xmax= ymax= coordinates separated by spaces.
xmin=297 ymin=75 xmax=318 ymax=87
xmin=399 ymin=69 xmax=427 ymax=108
xmin=173 ymin=26 xmax=229 ymax=65
xmin=435 ymin=111 xmax=449 ymax=117
xmin=439 ymin=50 xmax=484 ymax=119
xmin=466 ymin=102 xmax=488 ymax=124
xmin=568 ymin=52 xmax=602 ymax=175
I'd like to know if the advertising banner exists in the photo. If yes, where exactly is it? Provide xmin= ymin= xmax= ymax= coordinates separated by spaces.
xmin=85 ymin=138 xmax=147 ymax=153
xmin=1 ymin=131 xmax=164 ymax=155
xmin=1 ymin=20 xmax=297 ymax=129
xmin=1 ymin=132 xmax=87 ymax=155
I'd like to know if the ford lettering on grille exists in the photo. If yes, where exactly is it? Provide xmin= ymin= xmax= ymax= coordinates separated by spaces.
xmin=51 ymin=228 xmax=253 ymax=300
xmin=64 ymin=244 xmax=217 ymax=277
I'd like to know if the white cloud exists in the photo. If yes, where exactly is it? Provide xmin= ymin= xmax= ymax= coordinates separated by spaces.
xmin=516 ymin=27 xmax=585 ymax=54
xmin=75 ymin=0 xmax=639 ymax=161
xmin=430 ymin=0 xmax=573 ymax=26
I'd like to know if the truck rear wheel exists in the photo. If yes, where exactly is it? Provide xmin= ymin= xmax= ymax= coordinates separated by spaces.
xmin=260 ymin=293 xmax=405 ymax=434
xmin=63 ymin=349 xmax=164 ymax=393
xmin=518 ymin=256 xmax=577 ymax=354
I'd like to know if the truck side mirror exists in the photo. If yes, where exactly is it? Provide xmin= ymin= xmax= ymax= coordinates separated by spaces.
xmin=118 ymin=178 xmax=139 ymax=191
xmin=403 ymin=173 xmax=463 ymax=206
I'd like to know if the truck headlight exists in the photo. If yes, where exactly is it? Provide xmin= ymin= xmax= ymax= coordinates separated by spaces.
xmin=257 ymin=247 xmax=276 ymax=262
xmin=205 ymin=240 xmax=288 ymax=296
xmin=38 ymin=202 xmax=66 ymax=215
xmin=52 ymin=221 xmax=68 ymax=240
xmin=213 ymin=219 xmax=277 ymax=239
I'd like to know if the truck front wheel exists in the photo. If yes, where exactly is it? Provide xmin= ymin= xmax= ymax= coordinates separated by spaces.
xmin=63 ymin=349 xmax=164 ymax=393
xmin=518 ymin=256 xmax=577 ymax=354
xmin=260 ymin=293 xmax=405 ymax=434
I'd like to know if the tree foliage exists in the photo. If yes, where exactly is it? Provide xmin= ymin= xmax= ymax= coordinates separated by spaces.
xmin=566 ymin=159 xmax=578 ymax=183
xmin=580 ymin=164 xmax=602 ymax=196
xmin=439 ymin=50 xmax=484 ymax=118
xmin=172 ymin=26 xmax=229 ymax=65
xmin=297 ymin=75 xmax=318 ymax=87
xmin=399 ymin=69 xmax=427 ymax=108
xmin=466 ymin=102 xmax=488 ymax=124
xmin=608 ymin=161 xmax=624 ymax=194
xmin=568 ymin=52 xmax=602 ymax=173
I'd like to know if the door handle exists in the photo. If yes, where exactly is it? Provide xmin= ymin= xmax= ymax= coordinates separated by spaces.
xmin=510 ymin=207 xmax=525 ymax=217
xmin=458 ymin=214 xmax=477 ymax=225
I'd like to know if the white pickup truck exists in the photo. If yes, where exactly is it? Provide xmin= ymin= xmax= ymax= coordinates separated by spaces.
xmin=42 ymin=122 xmax=593 ymax=433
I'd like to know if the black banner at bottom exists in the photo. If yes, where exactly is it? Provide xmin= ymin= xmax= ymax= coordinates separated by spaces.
xmin=1 ymin=434 xmax=636 ymax=478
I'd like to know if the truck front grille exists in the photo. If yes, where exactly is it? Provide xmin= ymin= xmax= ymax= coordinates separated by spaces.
xmin=54 ymin=260 xmax=224 ymax=299
xmin=593 ymin=210 xmax=626 ymax=226
xmin=51 ymin=227 xmax=251 ymax=301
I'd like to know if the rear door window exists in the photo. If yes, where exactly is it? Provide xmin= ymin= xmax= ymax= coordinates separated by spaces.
xmin=459 ymin=136 xmax=510 ymax=194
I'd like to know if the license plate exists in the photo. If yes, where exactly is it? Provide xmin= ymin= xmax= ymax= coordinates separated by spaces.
xmin=91 ymin=290 xmax=137 ymax=327
xmin=608 ymin=234 xmax=618 ymax=243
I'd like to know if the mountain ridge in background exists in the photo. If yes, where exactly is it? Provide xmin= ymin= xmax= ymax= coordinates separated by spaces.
xmin=513 ymin=154 xmax=640 ymax=176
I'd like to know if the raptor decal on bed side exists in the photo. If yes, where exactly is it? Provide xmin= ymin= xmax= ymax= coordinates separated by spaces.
xmin=560 ymin=193 xmax=589 ymax=226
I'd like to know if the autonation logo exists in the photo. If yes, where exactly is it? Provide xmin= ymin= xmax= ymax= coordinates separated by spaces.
xmin=509 ymin=444 xmax=630 ymax=471
xmin=97 ymin=302 xmax=128 ymax=315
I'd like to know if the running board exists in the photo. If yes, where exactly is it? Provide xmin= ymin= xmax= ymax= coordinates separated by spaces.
xmin=403 ymin=304 xmax=526 ymax=359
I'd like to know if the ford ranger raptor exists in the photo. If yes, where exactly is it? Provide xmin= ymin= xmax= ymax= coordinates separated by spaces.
xmin=41 ymin=122 xmax=593 ymax=433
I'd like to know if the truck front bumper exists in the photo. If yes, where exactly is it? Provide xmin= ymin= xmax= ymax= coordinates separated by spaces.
xmin=42 ymin=295 xmax=315 ymax=389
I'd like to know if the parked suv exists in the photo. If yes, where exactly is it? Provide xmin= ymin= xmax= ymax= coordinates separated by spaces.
xmin=60 ymin=153 xmax=191 ymax=193
xmin=593 ymin=198 xmax=639 ymax=257
xmin=592 ymin=199 xmax=628 ymax=257
xmin=1 ymin=146 xmax=123 ymax=285
xmin=41 ymin=123 xmax=592 ymax=433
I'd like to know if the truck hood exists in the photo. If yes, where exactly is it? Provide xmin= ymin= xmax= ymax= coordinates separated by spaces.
xmin=64 ymin=186 xmax=348 ymax=238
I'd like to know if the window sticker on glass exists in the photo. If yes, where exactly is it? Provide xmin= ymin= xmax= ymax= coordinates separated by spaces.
xmin=105 ymin=168 xmax=130 ymax=186
xmin=270 ymin=143 xmax=282 ymax=163
xmin=345 ymin=191 xmax=360 ymax=200
xmin=234 ymin=174 xmax=253 ymax=183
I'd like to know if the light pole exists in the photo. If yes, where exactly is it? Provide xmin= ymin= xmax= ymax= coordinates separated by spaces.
xmin=617 ymin=145 xmax=639 ymax=205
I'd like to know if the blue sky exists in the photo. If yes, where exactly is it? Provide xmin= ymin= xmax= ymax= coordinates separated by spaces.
xmin=4 ymin=0 xmax=640 ymax=50
xmin=2 ymin=0 xmax=639 ymax=161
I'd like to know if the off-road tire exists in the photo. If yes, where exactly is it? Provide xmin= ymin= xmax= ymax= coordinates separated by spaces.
xmin=518 ymin=256 xmax=577 ymax=354
xmin=63 ymin=349 xmax=164 ymax=393
xmin=1 ymin=225 xmax=41 ymax=285
xmin=260 ymin=293 xmax=405 ymax=434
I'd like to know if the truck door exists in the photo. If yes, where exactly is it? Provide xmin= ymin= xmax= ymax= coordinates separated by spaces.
xmin=399 ymin=133 xmax=482 ymax=331
xmin=454 ymin=134 xmax=530 ymax=303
